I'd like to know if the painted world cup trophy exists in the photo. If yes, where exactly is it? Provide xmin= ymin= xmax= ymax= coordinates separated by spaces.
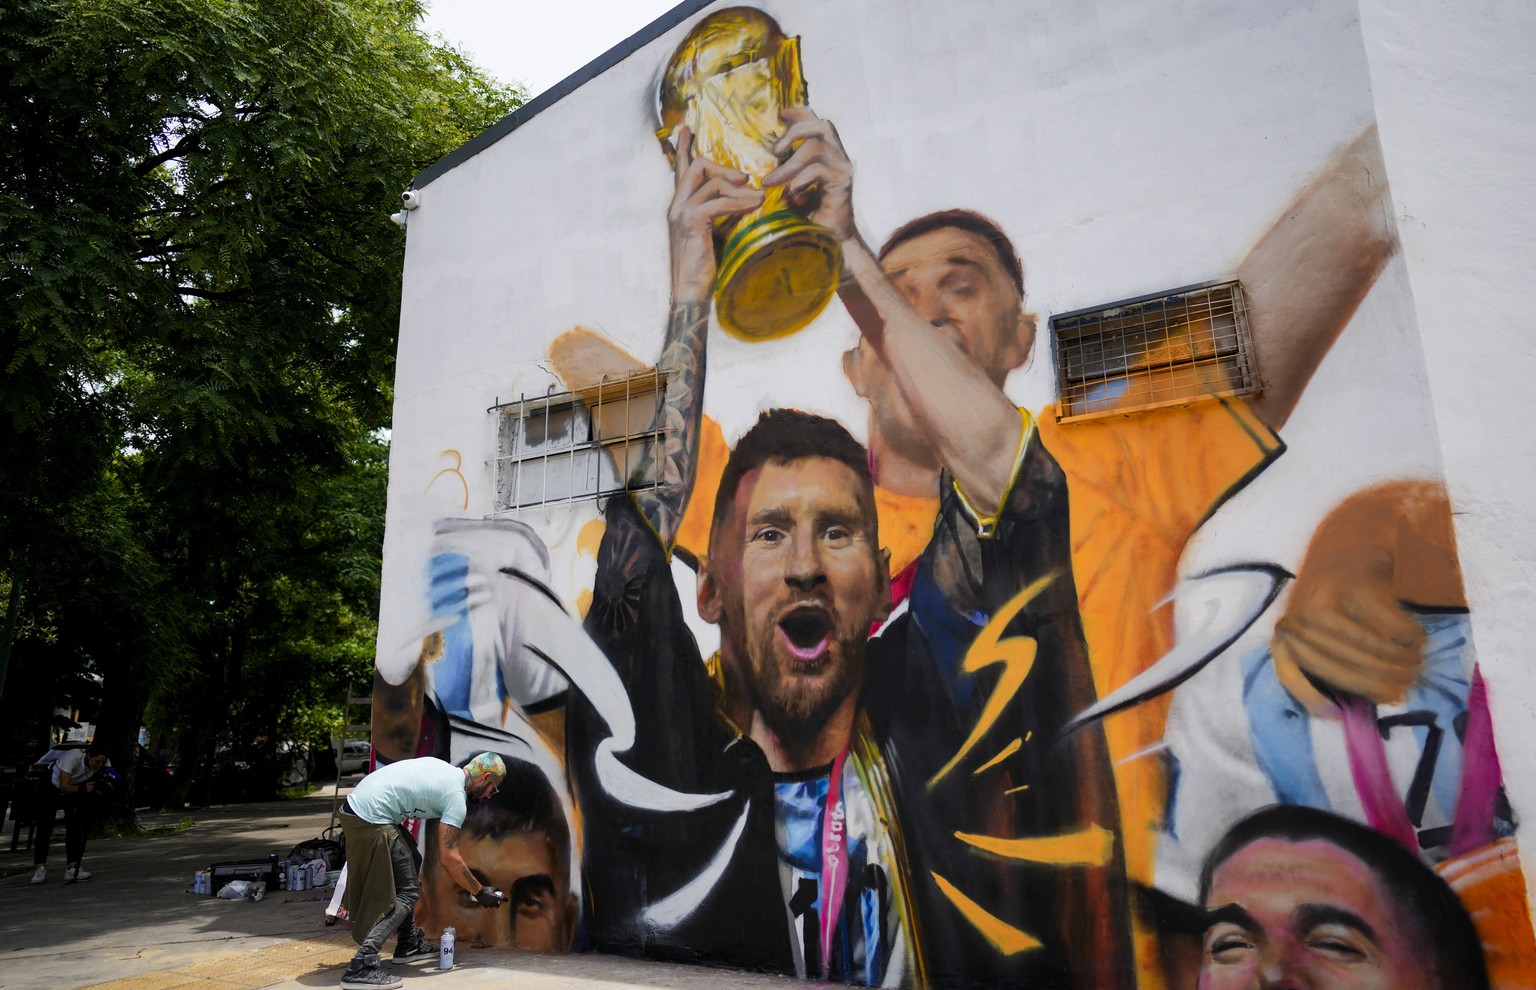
xmin=656 ymin=7 xmax=841 ymax=341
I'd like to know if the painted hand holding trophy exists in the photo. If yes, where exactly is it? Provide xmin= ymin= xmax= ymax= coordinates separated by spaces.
xmin=657 ymin=7 xmax=842 ymax=342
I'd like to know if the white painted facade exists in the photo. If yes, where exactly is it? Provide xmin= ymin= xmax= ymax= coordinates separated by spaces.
xmin=381 ymin=0 xmax=1536 ymax=933
xmin=1353 ymin=0 xmax=1536 ymax=909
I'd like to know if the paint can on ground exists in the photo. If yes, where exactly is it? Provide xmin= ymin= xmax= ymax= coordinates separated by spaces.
xmin=439 ymin=927 xmax=455 ymax=971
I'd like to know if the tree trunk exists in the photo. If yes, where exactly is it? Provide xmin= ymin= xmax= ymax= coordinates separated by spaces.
xmin=0 ymin=554 xmax=29 ymax=704
xmin=93 ymin=670 xmax=149 ymax=832
xmin=168 ymin=641 xmax=225 ymax=809
xmin=169 ymin=620 xmax=247 ymax=808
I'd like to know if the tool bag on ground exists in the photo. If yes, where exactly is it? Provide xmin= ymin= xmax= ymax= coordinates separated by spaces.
xmin=287 ymin=836 xmax=345 ymax=870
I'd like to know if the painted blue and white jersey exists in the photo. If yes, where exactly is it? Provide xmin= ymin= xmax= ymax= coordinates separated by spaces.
xmin=774 ymin=764 xmax=907 ymax=987
xmin=1157 ymin=610 xmax=1498 ymax=900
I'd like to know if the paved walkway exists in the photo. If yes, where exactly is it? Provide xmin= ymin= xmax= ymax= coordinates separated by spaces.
xmin=0 ymin=790 xmax=792 ymax=990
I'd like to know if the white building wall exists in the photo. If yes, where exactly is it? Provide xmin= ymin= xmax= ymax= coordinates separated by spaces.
xmin=1356 ymin=0 xmax=1536 ymax=909
xmin=383 ymin=0 xmax=1413 ymax=666
xmin=379 ymin=0 xmax=1536 ymax=974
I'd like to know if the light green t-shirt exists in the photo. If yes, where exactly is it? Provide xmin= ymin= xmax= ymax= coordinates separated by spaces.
xmin=347 ymin=757 xmax=467 ymax=828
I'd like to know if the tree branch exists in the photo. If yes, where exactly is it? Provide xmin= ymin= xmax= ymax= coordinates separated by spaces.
xmin=176 ymin=286 xmax=249 ymax=301
xmin=135 ymin=131 xmax=205 ymax=176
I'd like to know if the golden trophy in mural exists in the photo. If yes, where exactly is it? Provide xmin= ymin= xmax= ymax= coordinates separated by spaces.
xmin=656 ymin=7 xmax=841 ymax=342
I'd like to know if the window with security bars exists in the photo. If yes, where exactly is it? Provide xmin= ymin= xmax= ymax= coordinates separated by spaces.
xmin=489 ymin=369 xmax=668 ymax=513
xmin=1051 ymin=280 xmax=1258 ymax=421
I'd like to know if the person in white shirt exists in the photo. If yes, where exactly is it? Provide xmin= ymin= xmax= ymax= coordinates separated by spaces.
xmin=337 ymin=752 xmax=509 ymax=990
xmin=31 ymin=742 xmax=110 ymax=884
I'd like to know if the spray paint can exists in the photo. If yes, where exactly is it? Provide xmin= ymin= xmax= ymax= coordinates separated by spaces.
xmin=439 ymin=927 xmax=456 ymax=971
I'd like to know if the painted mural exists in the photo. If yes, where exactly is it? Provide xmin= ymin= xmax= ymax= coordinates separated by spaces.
xmin=375 ymin=3 xmax=1535 ymax=989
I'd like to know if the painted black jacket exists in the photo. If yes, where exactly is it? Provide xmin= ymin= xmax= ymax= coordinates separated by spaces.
xmin=567 ymin=435 xmax=1133 ymax=989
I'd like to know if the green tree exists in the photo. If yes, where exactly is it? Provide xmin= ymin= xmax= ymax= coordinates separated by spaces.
xmin=0 ymin=0 xmax=521 ymax=816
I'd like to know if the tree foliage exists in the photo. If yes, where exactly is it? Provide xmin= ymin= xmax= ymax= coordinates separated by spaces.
xmin=0 ymin=0 xmax=521 ymax=813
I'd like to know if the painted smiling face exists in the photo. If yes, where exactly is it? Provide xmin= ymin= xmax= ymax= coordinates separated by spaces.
xmin=702 ymin=456 xmax=888 ymax=744
xmin=1200 ymin=837 xmax=1443 ymax=990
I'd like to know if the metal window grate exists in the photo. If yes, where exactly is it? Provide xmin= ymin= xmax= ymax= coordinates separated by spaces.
xmin=487 ymin=368 xmax=670 ymax=515
xmin=1051 ymin=280 xmax=1258 ymax=422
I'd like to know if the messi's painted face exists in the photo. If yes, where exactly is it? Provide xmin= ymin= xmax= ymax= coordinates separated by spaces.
xmin=701 ymin=456 xmax=889 ymax=741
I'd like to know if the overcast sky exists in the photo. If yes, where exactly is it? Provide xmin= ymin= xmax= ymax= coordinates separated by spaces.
xmin=421 ymin=0 xmax=685 ymax=97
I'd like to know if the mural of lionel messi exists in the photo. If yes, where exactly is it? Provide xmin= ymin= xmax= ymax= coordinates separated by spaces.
xmin=562 ymin=9 xmax=1130 ymax=989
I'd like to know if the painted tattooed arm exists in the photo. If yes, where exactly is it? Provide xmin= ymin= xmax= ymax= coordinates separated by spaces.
xmin=634 ymin=300 xmax=710 ymax=547
xmin=633 ymin=127 xmax=762 ymax=546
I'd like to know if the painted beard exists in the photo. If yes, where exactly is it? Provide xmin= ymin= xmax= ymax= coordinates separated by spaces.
xmin=737 ymin=603 xmax=866 ymax=746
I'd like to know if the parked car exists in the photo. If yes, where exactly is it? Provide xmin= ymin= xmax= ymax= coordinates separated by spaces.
xmin=336 ymin=739 xmax=371 ymax=776
xmin=133 ymin=745 xmax=175 ymax=809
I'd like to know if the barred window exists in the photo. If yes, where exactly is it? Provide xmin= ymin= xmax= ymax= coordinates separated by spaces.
xmin=1051 ymin=280 xmax=1258 ymax=421
xmin=489 ymin=369 xmax=668 ymax=513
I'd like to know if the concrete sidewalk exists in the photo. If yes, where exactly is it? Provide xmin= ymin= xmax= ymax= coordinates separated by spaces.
xmin=0 ymin=789 xmax=792 ymax=990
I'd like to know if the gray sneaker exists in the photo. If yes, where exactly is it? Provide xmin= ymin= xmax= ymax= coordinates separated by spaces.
xmin=339 ymin=954 xmax=403 ymax=990
xmin=391 ymin=928 xmax=436 ymax=961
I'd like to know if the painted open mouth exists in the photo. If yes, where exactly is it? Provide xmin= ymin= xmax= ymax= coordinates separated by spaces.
xmin=778 ymin=606 xmax=832 ymax=664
